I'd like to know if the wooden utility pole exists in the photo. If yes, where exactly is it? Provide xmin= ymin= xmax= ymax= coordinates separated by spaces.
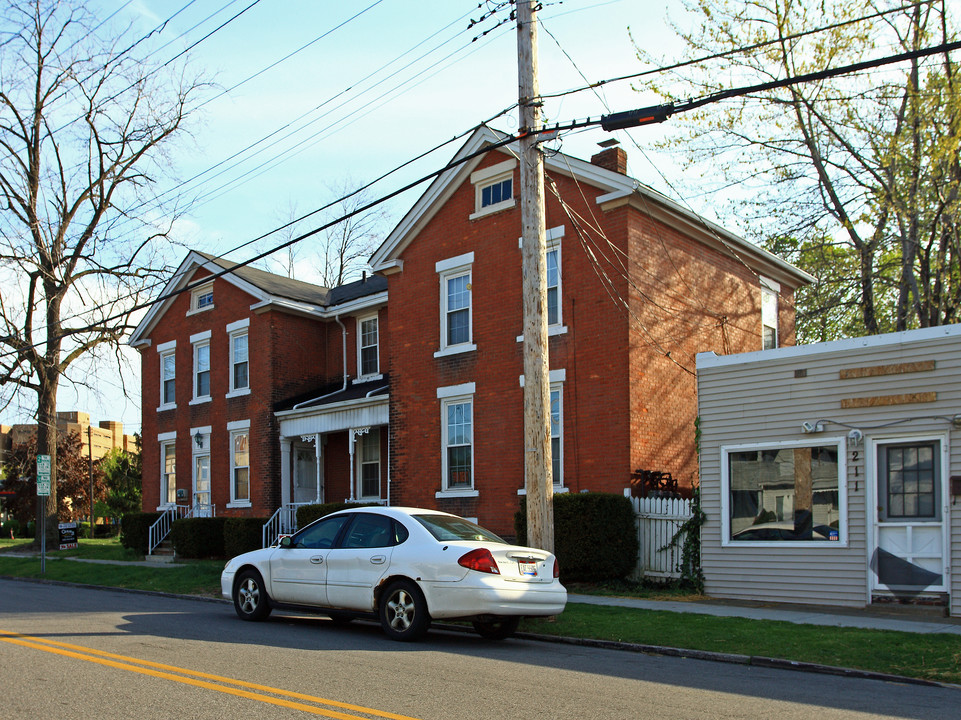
xmin=517 ymin=1 xmax=554 ymax=552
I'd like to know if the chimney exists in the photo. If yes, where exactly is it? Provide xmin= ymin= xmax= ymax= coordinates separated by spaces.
xmin=590 ymin=146 xmax=628 ymax=175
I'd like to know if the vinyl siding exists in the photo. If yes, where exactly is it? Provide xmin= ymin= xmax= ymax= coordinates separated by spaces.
xmin=697 ymin=326 xmax=961 ymax=614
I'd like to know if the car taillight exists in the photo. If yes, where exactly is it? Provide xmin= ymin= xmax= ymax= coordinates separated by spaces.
xmin=458 ymin=548 xmax=500 ymax=574
xmin=553 ymin=558 xmax=560 ymax=578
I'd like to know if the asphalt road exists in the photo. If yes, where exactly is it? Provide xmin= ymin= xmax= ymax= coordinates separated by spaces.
xmin=1 ymin=578 xmax=957 ymax=720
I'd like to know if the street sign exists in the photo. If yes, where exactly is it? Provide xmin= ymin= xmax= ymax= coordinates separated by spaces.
xmin=36 ymin=454 xmax=51 ymax=496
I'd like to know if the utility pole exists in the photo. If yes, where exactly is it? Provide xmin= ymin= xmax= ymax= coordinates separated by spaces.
xmin=88 ymin=424 xmax=94 ymax=537
xmin=516 ymin=0 xmax=553 ymax=552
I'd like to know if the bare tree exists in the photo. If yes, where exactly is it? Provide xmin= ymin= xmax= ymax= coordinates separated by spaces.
xmin=0 ymin=0 xmax=208 ymax=542
xmin=315 ymin=178 xmax=390 ymax=287
xmin=639 ymin=0 xmax=959 ymax=342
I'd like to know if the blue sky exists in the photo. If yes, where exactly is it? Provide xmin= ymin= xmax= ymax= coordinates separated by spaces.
xmin=7 ymin=0 xmax=692 ymax=431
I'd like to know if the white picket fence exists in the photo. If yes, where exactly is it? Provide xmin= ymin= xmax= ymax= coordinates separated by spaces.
xmin=624 ymin=490 xmax=693 ymax=581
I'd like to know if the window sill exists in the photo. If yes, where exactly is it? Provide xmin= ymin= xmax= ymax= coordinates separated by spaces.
xmin=226 ymin=502 xmax=252 ymax=509
xmin=189 ymin=396 xmax=212 ymax=406
xmin=469 ymin=199 xmax=515 ymax=221
xmin=435 ymin=489 xmax=479 ymax=499
xmin=434 ymin=343 xmax=477 ymax=359
xmin=516 ymin=325 xmax=568 ymax=342
xmin=517 ymin=486 xmax=569 ymax=495
xmin=156 ymin=404 xmax=177 ymax=413
xmin=185 ymin=306 xmax=214 ymax=317
xmin=352 ymin=373 xmax=384 ymax=385
xmin=226 ymin=388 xmax=251 ymax=399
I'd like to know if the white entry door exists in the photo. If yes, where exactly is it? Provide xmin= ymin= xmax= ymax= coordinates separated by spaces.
xmin=872 ymin=439 xmax=947 ymax=595
xmin=194 ymin=454 xmax=212 ymax=517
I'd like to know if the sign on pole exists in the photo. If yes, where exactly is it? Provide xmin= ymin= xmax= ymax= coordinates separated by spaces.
xmin=36 ymin=454 xmax=51 ymax=496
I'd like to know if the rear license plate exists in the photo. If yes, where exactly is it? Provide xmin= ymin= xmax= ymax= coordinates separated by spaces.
xmin=518 ymin=560 xmax=538 ymax=577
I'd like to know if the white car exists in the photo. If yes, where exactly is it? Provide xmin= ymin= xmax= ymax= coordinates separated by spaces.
xmin=221 ymin=506 xmax=567 ymax=641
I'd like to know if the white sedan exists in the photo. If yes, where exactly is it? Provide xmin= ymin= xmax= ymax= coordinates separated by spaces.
xmin=221 ymin=506 xmax=567 ymax=641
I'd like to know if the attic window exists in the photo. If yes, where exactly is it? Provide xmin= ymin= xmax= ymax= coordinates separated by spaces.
xmin=470 ymin=158 xmax=517 ymax=220
xmin=189 ymin=282 xmax=214 ymax=314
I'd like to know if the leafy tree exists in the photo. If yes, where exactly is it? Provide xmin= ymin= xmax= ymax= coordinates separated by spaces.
xmin=99 ymin=443 xmax=142 ymax=521
xmin=638 ymin=0 xmax=959 ymax=341
xmin=0 ymin=0 xmax=208 ymax=542
xmin=0 ymin=431 xmax=104 ymax=526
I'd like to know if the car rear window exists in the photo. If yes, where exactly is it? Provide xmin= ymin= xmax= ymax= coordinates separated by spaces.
xmin=414 ymin=514 xmax=506 ymax=544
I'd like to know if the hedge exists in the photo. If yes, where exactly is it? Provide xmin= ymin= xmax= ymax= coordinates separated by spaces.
xmin=515 ymin=492 xmax=638 ymax=583
xmin=120 ymin=512 xmax=161 ymax=555
xmin=170 ymin=517 xmax=228 ymax=559
xmin=224 ymin=517 xmax=269 ymax=558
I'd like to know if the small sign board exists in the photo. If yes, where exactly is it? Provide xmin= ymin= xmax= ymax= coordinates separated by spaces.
xmin=58 ymin=522 xmax=78 ymax=550
xmin=36 ymin=454 xmax=51 ymax=496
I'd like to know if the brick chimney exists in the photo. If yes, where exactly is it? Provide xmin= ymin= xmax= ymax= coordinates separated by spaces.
xmin=590 ymin=146 xmax=628 ymax=175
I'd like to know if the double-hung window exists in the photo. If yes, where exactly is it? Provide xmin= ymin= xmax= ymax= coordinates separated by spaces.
xmin=546 ymin=242 xmax=561 ymax=327
xmin=761 ymin=277 xmax=779 ymax=350
xmin=227 ymin=319 xmax=250 ymax=396
xmin=435 ymin=253 xmax=475 ymax=356
xmin=159 ymin=433 xmax=176 ymax=507
xmin=157 ymin=340 xmax=176 ymax=410
xmin=358 ymin=429 xmax=381 ymax=499
xmin=723 ymin=439 xmax=845 ymax=544
xmin=357 ymin=315 xmax=379 ymax=378
xmin=228 ymin=421 xmax=250 ymax=506
xmin=437 ymin=383 xmax=476 ymax=496
xmin=550 ymin=384 xmax=563 ymax=486
xmin=192 ymin=335 xmax=211 ymax=402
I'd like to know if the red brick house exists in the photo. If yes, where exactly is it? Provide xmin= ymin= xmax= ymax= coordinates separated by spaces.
xmin=132 ymin=126 xmax=810 ymax=545
xmin=368 ymin=126 xmax=812 ymax=536
xmin=129 ymin=252 xmax=388 ymax=545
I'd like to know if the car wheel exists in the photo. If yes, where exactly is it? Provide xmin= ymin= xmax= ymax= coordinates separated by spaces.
xmin=233 ymin=569 xmax=272 ymax=621
xmin=379 ymin=579 xmax=430 ymax=641
xmin=472 ymin=616 xmax=520 ymax=640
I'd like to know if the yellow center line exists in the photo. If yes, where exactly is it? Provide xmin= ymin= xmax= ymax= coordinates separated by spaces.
xmin=0 ymin=629 xmax=421 ymax=720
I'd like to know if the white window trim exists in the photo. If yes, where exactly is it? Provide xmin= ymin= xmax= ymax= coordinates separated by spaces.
xmin=227 ymin=321 xmax=251 ymax=397
xmin=158 ymin=434 xmax=176 ymax=510
xmin=356 ymin=428 xmax=382 ymax=501
xmin=356 ymin=313 xmax=380 ymax=380
xmin=436 ymin=253 xmax=475 ymax=356
xmin=227 ymin=422 xmax=251 ymax=508
xmin=720 ymin=437 xmax=848 ymax=548
xmin=761 ymin=276 xmax=779 ymax=350
xmin=157 ymin=340 xmax=177 ymax=412
xmin=436 ymin=384 xmax=476 ymax=497
xmin=470 ymin=158 xmax=517 ymax=220
xmin=515 ymin=372 xmax=566 ymax=492
xmin=186 ymin=281 xmax=215 ymax=316
xmin=516 ymin=226 xmax=568 ymax=339
xmin=191 ymin=334 xmax=212 ymax=404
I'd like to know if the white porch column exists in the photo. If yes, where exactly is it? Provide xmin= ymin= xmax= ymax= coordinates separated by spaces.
xmin=280 ymin=437 xmax=292 ymax=507
xmin=314 ymin=433 xmax=323 ymax=503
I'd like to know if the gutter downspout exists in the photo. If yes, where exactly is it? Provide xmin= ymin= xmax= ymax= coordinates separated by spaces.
xmin=292 ymin=314 xmax=348 ymax=410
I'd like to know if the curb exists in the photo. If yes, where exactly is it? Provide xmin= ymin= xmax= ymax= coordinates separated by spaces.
xmin=0 ymin=574 xmax=954 ymax=690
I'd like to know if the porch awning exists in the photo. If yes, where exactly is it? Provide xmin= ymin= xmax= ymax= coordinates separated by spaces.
xmin=275 ymin=376 xmax=389 ymax=437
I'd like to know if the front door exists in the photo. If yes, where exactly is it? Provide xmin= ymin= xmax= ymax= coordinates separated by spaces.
xmin=872 ymin=439 xmax=947 ymax=597
xmin=293 ymin=439 xmax=323 ymax=504
xmin=194 ymin=454 xmax=211 ymax=517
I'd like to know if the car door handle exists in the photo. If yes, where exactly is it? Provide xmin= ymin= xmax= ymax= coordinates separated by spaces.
xmin=370 ymin=555 xmax=386 ymax=565
xmin=310 ymin=556 xmax=324 ymax=564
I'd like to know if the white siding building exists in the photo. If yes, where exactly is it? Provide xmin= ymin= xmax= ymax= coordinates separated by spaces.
xmin=697 ymin=324 xmax=961 ymax=618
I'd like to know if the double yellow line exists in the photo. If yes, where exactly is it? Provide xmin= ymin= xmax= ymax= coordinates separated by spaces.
xmin=0 ymin=629 xmax=420 ymax=719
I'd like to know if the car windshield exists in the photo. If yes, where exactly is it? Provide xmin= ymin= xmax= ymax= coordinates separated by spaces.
xmin=414 ymin=514 xmax=506 ymax=544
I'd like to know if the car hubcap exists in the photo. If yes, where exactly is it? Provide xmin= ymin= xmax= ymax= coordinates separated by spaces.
xmin=387 ymin=590 xmax=413 ymax=631
xmin=240 ymin=580 xmax=259 ymax=613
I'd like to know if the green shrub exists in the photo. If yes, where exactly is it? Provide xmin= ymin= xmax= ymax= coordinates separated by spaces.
xmin=171 ymin=517 xmax=228 ymax=559
xmin=224 ymin=517 xmax=268 ymax=558
xmin=120 ymin=512 xmax=161 ymax=554
xmin=1 ymin=519 xmax=20 ymax=538
xmin=296 ymin=501 xmax=379 ymax=528
xmin=515 ymin=492 xmax=638 ymax=583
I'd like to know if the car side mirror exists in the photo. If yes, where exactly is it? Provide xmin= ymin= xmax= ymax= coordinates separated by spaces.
xmin=279 ymin=535 xmax=292 ymax=549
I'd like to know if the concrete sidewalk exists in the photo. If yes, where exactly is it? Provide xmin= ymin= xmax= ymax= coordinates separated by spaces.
xmin=568 ymin=593 xmax=961 ymax=635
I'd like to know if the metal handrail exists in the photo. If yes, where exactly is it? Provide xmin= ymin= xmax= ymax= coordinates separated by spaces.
xmin=262 ymin=503 xmax=303 ymax=548
xmin=147 ymin=505 xmax=189 ymax=555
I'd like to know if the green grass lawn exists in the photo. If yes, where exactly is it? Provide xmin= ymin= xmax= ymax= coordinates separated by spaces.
xmin=2 ymin=537 xmax=958 ymax=684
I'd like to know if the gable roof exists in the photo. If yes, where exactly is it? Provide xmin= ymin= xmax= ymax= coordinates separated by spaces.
xmin=369 ymin=125 xmax=813 ymax=290
xmin=129 ymin=251 xmax=387 ymax=348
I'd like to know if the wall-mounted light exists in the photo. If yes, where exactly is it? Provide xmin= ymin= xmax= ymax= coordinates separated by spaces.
xmin=801 ymin=420 xmax=824 ymax=434
xmin=194 ymin=430 xmax=203 ymax=448
xmin=847 ymin=429 xmax=864 ymax=445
